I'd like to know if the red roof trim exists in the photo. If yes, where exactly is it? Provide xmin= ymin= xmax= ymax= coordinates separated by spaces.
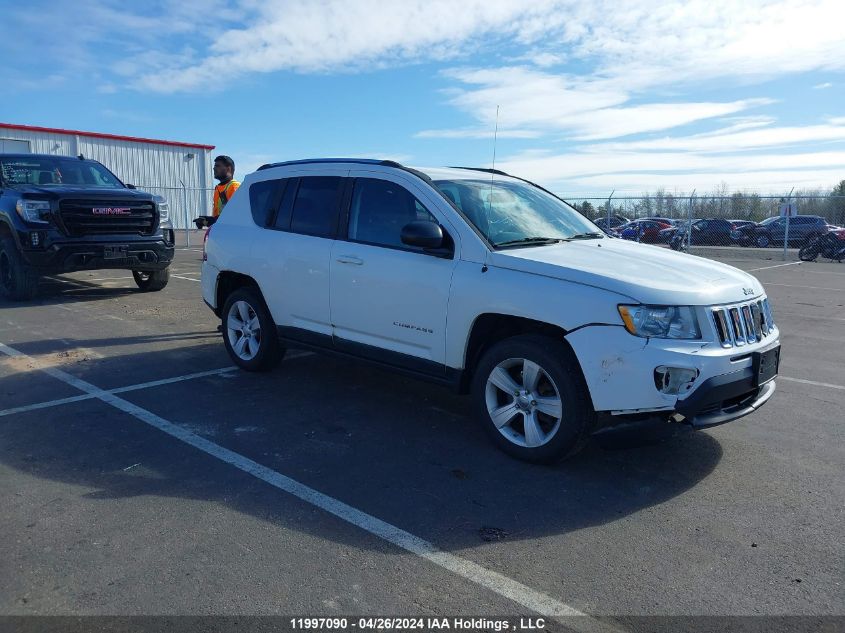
xmin=0 ymin=122 xmax=215 ymax=151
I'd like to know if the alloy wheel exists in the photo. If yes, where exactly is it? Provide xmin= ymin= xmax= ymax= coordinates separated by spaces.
xmin=226 ymin=300 xmax=262 ymax=361
xmin=484 ymin=357 xmax=563 ymax=448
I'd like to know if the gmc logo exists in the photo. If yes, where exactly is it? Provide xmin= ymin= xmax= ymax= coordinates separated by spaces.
xmin=93 ymin=207 xmax=132 ymax=215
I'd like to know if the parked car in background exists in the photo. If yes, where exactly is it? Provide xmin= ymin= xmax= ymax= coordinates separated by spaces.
xmin=614 ymin=219 xmax=672 ymax=243
xmin=659 ymin=219 xmax=700 ymax=244
xmin=733 ymin=215 xmax=828 ymax=248
xmin=640 ymin=216 xmax=678 ymax=226
xmin=729 ymin=220 xmax=756 ymax=231
xmin=593 ymin=214 xmax=629 ymax=234
xmin=668 ymin=218 xmax=736 ymax=250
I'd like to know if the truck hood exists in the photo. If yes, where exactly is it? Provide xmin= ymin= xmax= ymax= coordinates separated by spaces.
xmin=487 ymin=237 xmax=765 ymax=305
xmin=16 ymin=185 xmax=154 ymax=201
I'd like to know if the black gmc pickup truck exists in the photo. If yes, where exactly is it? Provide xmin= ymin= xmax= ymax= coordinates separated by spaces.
xmin=0 ymin=153 xmax=175 ymax=300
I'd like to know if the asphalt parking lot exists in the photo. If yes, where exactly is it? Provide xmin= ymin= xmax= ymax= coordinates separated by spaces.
xmin=1 ymin=247 xmax=843 ymax=628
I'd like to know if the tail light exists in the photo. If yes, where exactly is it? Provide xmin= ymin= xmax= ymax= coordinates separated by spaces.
xmin=202 ymin=226 xmax=211 ymax=261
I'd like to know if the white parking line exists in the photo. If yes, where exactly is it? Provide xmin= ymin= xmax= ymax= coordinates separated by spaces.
xmin=805 ymin=269 xmax=845 ymax=276
xmin=0 ymin=367 xmax=239 ymax=417
xmin=765 ymin=282 xmax=843 ymax=292
xmin=0 ymin=340 xmax=603 ymax=628
xmin=172 ymin=274 xmax=201 ymax=282
xmin=746 ymin=261 xmax=802 ymax=272
xmin=780 ymin=376 xmax=845 ymax=391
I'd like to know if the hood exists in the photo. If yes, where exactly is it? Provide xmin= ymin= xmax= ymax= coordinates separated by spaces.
xmin=487 ymin=237 xmax=765 ymax=305
xmin=16 ymin=185 xmax=154 ymax=201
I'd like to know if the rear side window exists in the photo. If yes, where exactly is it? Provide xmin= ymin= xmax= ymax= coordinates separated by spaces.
xmin=249 ymin=179 xmax=286 ymax=226
xmin=290 ymin=177 xmax=344 ymax=238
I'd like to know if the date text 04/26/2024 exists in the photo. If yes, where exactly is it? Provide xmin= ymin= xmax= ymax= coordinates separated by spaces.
xmin=289 ymin=617 xmax=547 ymax=631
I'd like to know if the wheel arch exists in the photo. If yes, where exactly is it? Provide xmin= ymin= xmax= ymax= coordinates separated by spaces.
xmin=459 ymin=313 xmax=579 ymax=394
xmin=215 ymin=271 xmax=262 ymax=317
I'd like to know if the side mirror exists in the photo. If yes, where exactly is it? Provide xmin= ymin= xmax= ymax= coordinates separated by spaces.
xmin=401 ymin=220 xmax=444 ymax=249
xmin=126 ymin=183 xmax=137 ymax=189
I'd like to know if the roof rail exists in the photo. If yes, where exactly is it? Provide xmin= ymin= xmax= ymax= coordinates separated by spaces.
xmin=257 ymin=158 xmax=406 ymax=171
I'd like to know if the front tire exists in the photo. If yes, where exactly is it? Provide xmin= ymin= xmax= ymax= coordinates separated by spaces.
xmin=0 ymin=237 xmax=39 ymax=301
xmin=755 ymin=234 xmax=771 ymax=248
xmin=133 ymin=268 xmax=169 ymax=291
xmin=471 ymin=334 xmax=596 ymax=463
xmin=221 ymin=287 xmax=283 ymax=371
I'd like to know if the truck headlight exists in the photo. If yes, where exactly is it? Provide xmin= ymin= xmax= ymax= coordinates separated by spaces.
xmin=618 ymin=305 xmax=701 ymax=339
xmin=155 ymin=198 xmax=169 ymax=222
xmin=15 ymin=199 xmax=51 ymax=224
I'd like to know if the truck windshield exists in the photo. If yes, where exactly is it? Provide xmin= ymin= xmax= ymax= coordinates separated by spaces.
xmin=433 ymin=178 xmax=601 ymax=247
xmin=0 ymin=156 xmax=124 ymax=188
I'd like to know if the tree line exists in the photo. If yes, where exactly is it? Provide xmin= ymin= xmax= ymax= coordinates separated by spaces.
xmin=571 ymin=180 xmax=845 ymax=225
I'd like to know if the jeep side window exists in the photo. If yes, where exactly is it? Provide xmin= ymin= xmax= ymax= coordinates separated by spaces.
xmin=249 ymin=178 xmax=286 ymax=227
xmin=289 ymin=176 xmax=343 ymax=238
xmin=348 ymin=178 xmax=437 ymax=250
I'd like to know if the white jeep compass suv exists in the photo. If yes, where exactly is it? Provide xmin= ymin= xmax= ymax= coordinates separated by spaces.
xmin=201 ymin=159 xmax=780 ymax=463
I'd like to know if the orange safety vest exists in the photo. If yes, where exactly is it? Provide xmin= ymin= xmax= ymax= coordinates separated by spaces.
xmin=213 ymin=179 xmax=241 ymax=217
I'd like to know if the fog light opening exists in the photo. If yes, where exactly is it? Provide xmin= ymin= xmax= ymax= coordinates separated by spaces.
xmin=654 ymin=366 xmax=699 ymax=395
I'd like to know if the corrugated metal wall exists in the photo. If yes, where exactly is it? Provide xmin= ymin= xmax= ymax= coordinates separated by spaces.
xmin=0 ymin=127 xmax=214 ymax=229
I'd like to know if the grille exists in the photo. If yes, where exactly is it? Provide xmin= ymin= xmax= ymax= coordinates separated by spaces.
xmin=712 ymin=298 xmax=775 ymax=348
xmin=59 ymin=200 xmax=157 ymax=237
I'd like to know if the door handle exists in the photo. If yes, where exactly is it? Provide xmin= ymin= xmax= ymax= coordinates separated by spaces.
xmin=335 ymin=255 xmax=364 ymax=265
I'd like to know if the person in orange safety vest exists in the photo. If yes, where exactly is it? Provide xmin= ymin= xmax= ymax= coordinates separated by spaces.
xmin=212 ymin=155 xmax=240 ymax=217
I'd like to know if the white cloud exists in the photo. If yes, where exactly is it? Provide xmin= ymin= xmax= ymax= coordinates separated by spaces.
xmin=134 ymin=0 xmax=575 ymax=92
xmin=813 ymin=82 xmax=833 ymax=89
xmin=588 ymin=123 xmax=845 ymax=153
xmin=554 ymin=168 xmax=845 ymax=194
xmin=415 ymin=128 xmax=542 ymax=139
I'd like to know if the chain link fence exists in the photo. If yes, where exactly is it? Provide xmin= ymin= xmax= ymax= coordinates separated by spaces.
xmin=565 ymin=193 xmax=845 ymax=261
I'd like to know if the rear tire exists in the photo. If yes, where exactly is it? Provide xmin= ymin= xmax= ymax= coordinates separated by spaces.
xmin=755 ymin=234 xmax=771 ymax=248
xmin=221 ymin=287 xmax=283 ymax=371
xmin=0 ymin=237 xmax=39 ymax=301
xmin=133 ymin=268 xmax=169 ymax=291
xmin=471 ymin=334 xmax=596 ymax=463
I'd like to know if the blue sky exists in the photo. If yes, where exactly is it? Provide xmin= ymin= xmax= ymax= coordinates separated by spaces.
xmin=2 ymin=0 xmax=844 ymax=196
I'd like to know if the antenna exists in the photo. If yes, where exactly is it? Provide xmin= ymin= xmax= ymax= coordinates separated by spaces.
xmin=489 ymin=105 xmax=499 ymax=212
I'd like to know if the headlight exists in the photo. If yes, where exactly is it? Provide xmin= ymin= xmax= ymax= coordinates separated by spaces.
xmin=618 ymin=305 xmax=700 ymax=339
xmin=15 ymin=199 xmax=51 ymax=224
xmin=154 ymin=197 xmax=169 ymax=222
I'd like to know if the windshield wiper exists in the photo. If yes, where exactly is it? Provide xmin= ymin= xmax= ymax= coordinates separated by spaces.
xmin=495 ymin=237 xmax=565 ymax=248
xmin=567 ymin=232 xmax=604 ymax=240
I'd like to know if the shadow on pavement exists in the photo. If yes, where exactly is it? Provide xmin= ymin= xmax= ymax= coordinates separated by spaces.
xmin=0 ymin=337 xmax=723 ymax=553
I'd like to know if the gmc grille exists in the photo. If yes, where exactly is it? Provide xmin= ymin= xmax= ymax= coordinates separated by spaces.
xmin=59 ymin=200 xmax=157 ymax=237
xmin=712 ymin=298 xmax=775 ymax=348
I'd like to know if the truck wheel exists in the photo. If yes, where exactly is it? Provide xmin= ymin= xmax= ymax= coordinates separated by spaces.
xmin=0 ymin=238 xmax=39 ymax=301
xmin=471 ymin=334 xmax=596 ymax=463
xmin=132 ymin=268 xmax=169 ymax=291
xmin=221 ymin=287 xmax=283 ymax=371
xmin=755 ymin=234 xmax=771 ymax=248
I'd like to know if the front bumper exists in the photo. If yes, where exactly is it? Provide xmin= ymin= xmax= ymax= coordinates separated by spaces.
xmin=19 ymin=236 xmax=174 ymax=273
xmin=565 ymin=325 xmax=780 ymax=425
xmin=675 ymin=372 xmax=776 ymax=428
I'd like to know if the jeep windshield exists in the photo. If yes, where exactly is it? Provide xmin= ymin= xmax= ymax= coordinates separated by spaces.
xmin=0 ymin=156 xmax=124 ymax=188
xmin=432 ymin=178 xmax=601 ymax=248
